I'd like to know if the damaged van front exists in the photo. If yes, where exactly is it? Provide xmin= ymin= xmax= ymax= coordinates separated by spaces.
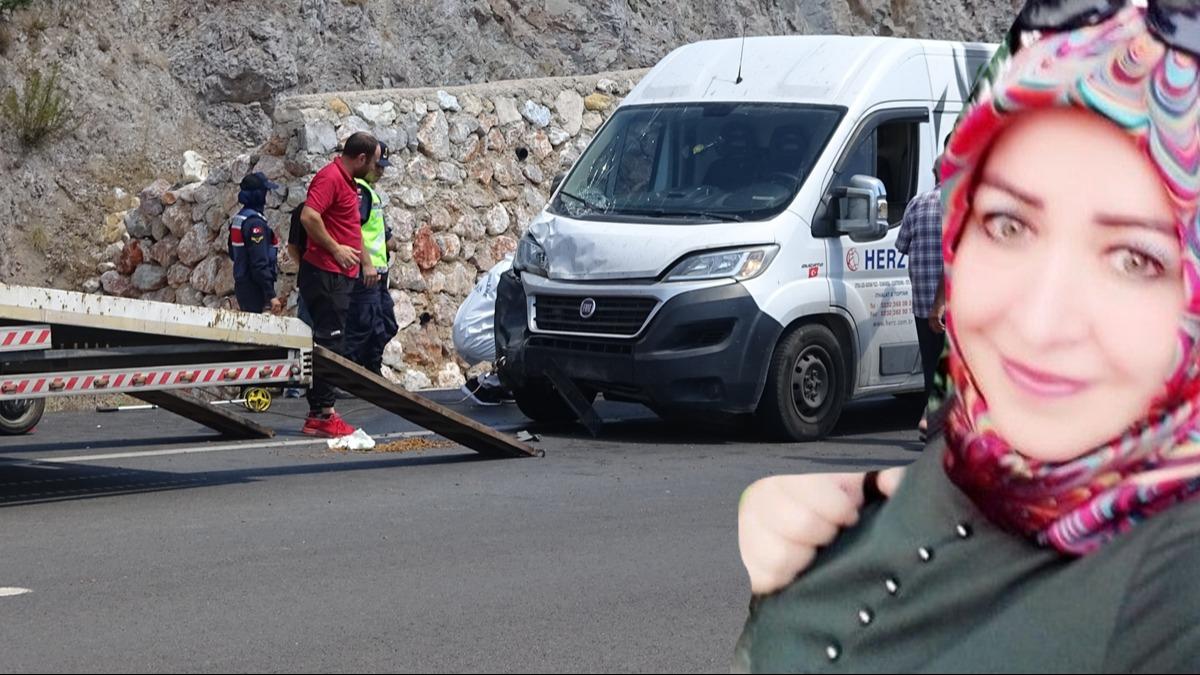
xmin=495 ymin=99 xmax=843 ymax=432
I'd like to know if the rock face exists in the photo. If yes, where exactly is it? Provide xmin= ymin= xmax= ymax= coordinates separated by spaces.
xmin=132 ymin=263 xmax=168 ymax=291
xmin=76 ymin=72 xmax=642 ymax=383
xmin=182 ymin=151 xmax=210 ymax=183
xmin=161 ymin=0 xmax=1015 ymax=121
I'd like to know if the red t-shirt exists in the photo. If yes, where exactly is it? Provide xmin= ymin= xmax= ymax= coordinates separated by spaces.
xmin=303 ymin=157 xmax=362 ymax=277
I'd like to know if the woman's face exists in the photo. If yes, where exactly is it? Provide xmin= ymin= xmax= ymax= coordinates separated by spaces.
xmin=949 ymin=108 xmax=1186 ymax=462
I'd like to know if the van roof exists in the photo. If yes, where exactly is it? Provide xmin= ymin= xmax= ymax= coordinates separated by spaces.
xmin=623 ymin=35 xmax=997 ymax=107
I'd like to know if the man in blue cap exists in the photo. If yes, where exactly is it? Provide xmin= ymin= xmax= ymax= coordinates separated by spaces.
xmin=229 ymin=171 xmax=281 ymax=314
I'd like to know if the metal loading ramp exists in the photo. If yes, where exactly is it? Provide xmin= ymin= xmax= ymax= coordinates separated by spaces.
xmin=0 ymin=284 xmax=538 ymax=457
xmin=130 ymin=389 xmax=276 ymax=439
xmin=313 ymin=346 xmax=539 ymax=458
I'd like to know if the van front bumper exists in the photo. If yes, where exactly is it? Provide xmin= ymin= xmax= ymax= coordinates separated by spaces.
xmin=495 ymin=271 xmax=784 ymax=413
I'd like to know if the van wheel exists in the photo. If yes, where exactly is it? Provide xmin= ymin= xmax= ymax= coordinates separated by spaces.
xmin=0 ymin=398 xmax=45 ymax=435
xmin=756 ymin=324 xmax=846 ymax=441
xmin=513 ymin=379 xmax=595 ymax=423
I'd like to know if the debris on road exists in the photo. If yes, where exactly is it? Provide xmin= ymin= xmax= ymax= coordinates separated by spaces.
xmin=327 ymin=428 xmax=376 ymax=451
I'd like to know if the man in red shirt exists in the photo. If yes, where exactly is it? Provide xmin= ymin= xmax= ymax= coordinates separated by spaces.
xmin=297 ymin=132 xmax=380 ymax=437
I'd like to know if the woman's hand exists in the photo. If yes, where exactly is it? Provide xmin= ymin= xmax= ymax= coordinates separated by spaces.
xmin=738 ymin=468 xmax=906 ymax=595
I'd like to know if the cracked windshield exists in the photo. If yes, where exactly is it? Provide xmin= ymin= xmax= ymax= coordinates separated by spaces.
xmin=552 ymin=103 xmax=842 ymax=223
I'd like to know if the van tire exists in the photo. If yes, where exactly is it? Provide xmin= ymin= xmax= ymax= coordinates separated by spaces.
xmin=513 ymin=379 xmax=594 ymax=423
xmin=0 ymin=398 xmax=45 ymax=435
xmin=756 ymin=324 xmax=847 ymax=441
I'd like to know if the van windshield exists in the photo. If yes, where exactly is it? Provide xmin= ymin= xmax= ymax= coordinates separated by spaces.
xmin=550 ymin=103 xmax=842 ymax=224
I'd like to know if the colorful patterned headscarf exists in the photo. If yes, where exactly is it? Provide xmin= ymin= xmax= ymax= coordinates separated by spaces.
xmin=939 ymin=6 xmax=1200 ymax=554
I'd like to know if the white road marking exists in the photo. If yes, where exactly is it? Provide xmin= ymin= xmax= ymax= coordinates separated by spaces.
xmin=0 ymin=587 xmax=32 ymax=597
xmin=29 ymin=430 xmax=437 ymax=464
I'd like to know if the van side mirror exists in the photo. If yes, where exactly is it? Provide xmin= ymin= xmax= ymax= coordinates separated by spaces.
xmin=833 ymin=175 xmax=889 ymax=243
xmin=550 ymin=172 xmax=566 ymax=196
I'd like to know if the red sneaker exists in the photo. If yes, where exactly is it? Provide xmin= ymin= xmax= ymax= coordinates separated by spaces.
xmin=302 ymin=412 xmax=356 ymax=438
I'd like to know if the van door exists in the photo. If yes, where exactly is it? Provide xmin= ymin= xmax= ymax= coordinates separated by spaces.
xmin=823 ymin=107 xmax=931 ymax=392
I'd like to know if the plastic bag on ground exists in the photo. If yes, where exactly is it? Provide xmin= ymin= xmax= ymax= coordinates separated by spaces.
xmin=327 ymin=428 xmax=375 ymax=451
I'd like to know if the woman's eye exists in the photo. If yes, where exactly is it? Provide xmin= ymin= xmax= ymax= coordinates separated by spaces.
xmin=981 ymin=213 xmax=1029 ymax=242
xmin=1109 ymin=248 xmax=1164 ymax=280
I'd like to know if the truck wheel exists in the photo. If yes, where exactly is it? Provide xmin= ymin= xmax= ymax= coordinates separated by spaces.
xmin=513 ymin=379 xmax=595 ymax=423
xmin=756 ymin=324 xmax=847 ymax=441
xmin=0 ymin=398 xmax=46 ymax=435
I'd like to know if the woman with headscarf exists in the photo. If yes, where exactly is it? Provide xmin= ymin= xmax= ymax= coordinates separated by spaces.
xmin=734 ymin=4 xmax=1200 ymax=671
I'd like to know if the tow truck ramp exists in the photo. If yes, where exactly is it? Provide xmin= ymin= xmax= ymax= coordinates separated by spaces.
xmin=0 ymin=284 xmax=535 ymax=457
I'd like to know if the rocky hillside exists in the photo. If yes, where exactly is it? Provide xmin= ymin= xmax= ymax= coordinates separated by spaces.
xmin=0 ymin=0 xmax=1019 ymax=288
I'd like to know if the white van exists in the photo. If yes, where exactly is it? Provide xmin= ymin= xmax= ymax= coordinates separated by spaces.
xmin=494 ymin=35 xmax=997 ymax=441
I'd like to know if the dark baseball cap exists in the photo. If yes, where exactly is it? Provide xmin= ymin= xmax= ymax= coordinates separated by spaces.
xmin=239 ymin=171 xmax=280 ymax=192
xmin=376 ymin=142 xmax=391 ymax=169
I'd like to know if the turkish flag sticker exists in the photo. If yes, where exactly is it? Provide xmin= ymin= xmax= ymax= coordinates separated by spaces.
xmin=808 ymin=266 xmax=820 ymax=278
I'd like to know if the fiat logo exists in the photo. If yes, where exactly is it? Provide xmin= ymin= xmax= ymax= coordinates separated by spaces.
xmin=579 ymin=298 xmax=597 ymax=319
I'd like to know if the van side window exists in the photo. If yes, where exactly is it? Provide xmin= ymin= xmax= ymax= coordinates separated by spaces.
xmin=876 ymin=121 xmax=921 ymax=224
xmin=840 ymin=129 xmax=877 ymax=186
xmin=833 ymin=118 xmax=924 ymax=225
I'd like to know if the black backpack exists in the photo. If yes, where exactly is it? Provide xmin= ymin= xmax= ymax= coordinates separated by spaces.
xmin=288 ymin=202 xmax=308 ymax=249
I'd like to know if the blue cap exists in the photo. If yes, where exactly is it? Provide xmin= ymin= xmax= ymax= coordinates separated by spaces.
xmin=239 ymin=171 xmax=280 ymax=192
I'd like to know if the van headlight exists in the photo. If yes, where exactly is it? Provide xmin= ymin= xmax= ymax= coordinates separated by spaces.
xmin=664 ymin=246 xmax=779 ymax=282
xmin=513 ymin=235 xmax=549 ymax=277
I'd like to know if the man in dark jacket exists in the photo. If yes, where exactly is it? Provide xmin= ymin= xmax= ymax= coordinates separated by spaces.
xmin=343 ymin=142 xmax=398 ymax=375
xmin=229 ymin=172 xmax=281 ymax=314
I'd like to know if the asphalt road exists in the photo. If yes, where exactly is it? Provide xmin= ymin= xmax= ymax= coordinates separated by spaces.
xmin=0 ymin=391 xmax=925 ymax=673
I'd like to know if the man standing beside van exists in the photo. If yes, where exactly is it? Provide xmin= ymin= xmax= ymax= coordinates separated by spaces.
xmin=296 ymin=131 xmax=380 ymax=438
xmin=895 ymin=153 xmax=948 ymax=441
xmin=343 ymin=142 xmax=398 ymax=376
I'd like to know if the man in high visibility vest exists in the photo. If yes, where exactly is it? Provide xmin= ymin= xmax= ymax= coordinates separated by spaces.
xmin=343 ymin=142 xmax=399 ymax=375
